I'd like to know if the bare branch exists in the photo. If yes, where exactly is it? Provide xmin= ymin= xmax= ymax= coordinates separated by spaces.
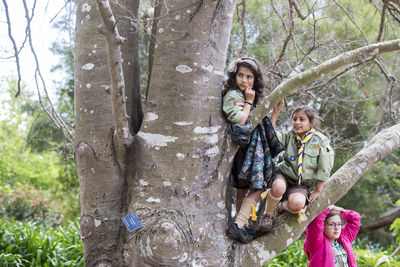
xmin=96 ymin=0 xmax=133 ymax=149
xmin=392 ymin=245 xmax=400 ymax=257
xmin=271 ymin=0 xmax=288 ymax=33
xmin=388 ymin=2 xmax=400 ymax=23
xmin=334 ymin=0 xmax=369 ymax=42
xmin=273 ymin=0 xmax=294 ymax=67
xmin=2 ymin=0 xmax=22 ymax=97
xmin=251 ymin=39 xmax=400 ymax=128
xmin=289 ymin=0 xmax=310 ymax=20
xmin=306 ymin=59 xmax=372 ymax=92
xmin=21 ymin=0 xmax=73 ymax=143
xmin=49 ymin=0 xmax=72 ymax=23
xmin=377 ymin=0 xmax=389 ymax=41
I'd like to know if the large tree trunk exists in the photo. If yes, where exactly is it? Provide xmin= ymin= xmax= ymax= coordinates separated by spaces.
xmin=75 ymin=0 xmax=238 ymax=266
xmin=74 ymin=0 xmax=140 ymax=266
xmin=123 ymin=1 xmax=238 ymax=265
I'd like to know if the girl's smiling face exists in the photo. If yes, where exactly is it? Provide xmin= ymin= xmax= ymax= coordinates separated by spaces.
xmin=292 ymin=110 xmax=313 ymax=137
xmin=235 ymin=66 xmax=254 ymax=91
xmin=324 ymin=215 xmax=342 ymax=242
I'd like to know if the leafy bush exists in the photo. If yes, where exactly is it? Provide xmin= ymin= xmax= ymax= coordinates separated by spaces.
xmin=0 ymin=183 xmax=63 ymax=227
xmin=265 ymin=240 xmax=308 ymax=266
xmin=0 ymin=219 xmax=83 ymax=266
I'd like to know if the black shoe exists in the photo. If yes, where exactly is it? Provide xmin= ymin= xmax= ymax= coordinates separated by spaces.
xmin=226 ymin=223 xmax=253 ymax=243
xmin=245 ymin=225 xmax=265 ymax=239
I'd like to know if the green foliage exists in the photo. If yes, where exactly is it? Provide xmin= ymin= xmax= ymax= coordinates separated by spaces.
xmin=354 ymin=240 xmax=400 ymax=267
xmin=0 ymin=219 xmax=83 ymax=266
xmin=390 ymin=200 xmax=400 ymax=246
xmin=0 ymin=117 xmax=61 ymax=190
xmin=0 ymin=81 xmax=79 ymax=220
xmin=265 ymin=240 xmax=308 ymax=266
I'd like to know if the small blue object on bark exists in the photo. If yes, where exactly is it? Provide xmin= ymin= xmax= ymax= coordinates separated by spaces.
xmin=122 ymin=212 xmax=143 ymax=232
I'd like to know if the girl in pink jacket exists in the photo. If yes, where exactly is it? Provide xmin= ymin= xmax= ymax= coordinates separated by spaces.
xmin=303 ymin=206 xmax=361 ymax=267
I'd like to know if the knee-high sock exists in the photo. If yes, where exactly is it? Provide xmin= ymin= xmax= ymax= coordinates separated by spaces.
xmin=265 ymin=193 xmax=282 ymax=217
xmin=235 ymin=197 xmax=244 ymax=215
xmin=234 ymin=198 xmax=256 ymax=228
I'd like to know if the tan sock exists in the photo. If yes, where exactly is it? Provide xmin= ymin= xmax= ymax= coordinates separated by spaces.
xmin=265 ymin=193 xmax=282 ymax=217
xmin=234 ymin=197 xmax=244 ymax=215
xmin=234 ymin=198 xmax=256 ymax=228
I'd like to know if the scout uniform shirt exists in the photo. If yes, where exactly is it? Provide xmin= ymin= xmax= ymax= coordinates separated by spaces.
xmin=276 ymin=130 xmax=334 ymax=183
xmin=223 ymin=89 xmax=246 ymax=124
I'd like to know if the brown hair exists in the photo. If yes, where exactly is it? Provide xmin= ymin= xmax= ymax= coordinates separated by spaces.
xmin=325 ymin=210 xmax=343 ymax=224
xmin=292 ymin=106 xmax=322 ymax=128
xmin=222 ymin=58 xmax=265 ymax=105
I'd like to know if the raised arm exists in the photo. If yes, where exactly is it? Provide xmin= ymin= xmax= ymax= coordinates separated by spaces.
xmin=340 ymin=209 xmax=361 ymax=243
xmin=304 ymin=208 xmax=330 ymax=255
xmin=270 ymin=99 xmax=284 ymax=127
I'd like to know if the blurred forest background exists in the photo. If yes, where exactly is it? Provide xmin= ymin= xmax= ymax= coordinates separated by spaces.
xmin=1 ymin=0 xmax=400 ymax=266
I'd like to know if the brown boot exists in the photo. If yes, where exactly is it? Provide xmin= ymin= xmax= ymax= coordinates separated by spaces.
xmin=257 ymin=214 xmax=273 ymax=233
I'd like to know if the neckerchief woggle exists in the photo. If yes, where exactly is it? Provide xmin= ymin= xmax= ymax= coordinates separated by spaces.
xmin=296 ymin=128 xmax=315 ymax=186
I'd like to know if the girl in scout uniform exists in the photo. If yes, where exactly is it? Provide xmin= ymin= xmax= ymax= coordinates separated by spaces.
xmin=222 ymin=57 xmax=268 ymax=243
xmin=304 ymin=205 xmax=360 ymax=267
xmin=259 ymin=100 xmax=335 ymax=230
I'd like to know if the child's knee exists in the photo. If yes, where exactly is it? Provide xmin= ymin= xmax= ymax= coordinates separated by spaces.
xmin=287 ymin=196 xmax=306 ymax=213
xmin=271 ymin=179 xmax=286 ymax=196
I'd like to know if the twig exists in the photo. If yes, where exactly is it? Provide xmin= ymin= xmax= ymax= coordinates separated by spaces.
xmin=271 ymin=0 xmax=288 ymax=33
xmin=49 ymin=0 xmax=72 ymax=23
xmin=334 ymin=0 xmax=369 ymax=42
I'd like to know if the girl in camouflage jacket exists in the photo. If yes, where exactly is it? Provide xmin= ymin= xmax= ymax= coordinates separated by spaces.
xmin=223 ymin=58 xmax=283 ymax=243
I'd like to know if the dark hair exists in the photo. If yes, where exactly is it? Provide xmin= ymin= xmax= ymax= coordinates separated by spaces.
xmin=292 ymin=106 xmax=322 ymax=128
xmin=222 ymin=58 xmax=265 ymax=105
xmin=325 ymin=210 xmax=343 ymax=224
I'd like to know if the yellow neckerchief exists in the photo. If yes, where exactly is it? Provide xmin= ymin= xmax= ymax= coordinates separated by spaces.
xmin=296 ymin=128 xmax=315 ymax=186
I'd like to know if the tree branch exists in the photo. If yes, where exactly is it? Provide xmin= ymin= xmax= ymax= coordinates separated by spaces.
xmin=289 ymin=0 xmax=311 ymax=20
xmin=273 ymin=0 xmax=294 ymax=67
xmin=96 ymin=0 xmax=133 ymax=149
xmin=388 ymin=3 xmax=400 ymax=24
xmin=250 ymin=39 xmax=400 ymax=129
xmin=241 ymin=123 xmax=400 ymax=264
xmin=377 ymin=0 xmax=389 ymax=42
xmin=359 ymin=206 xmax=400 ymax=232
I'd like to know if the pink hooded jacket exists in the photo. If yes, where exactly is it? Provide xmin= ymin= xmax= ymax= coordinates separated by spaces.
xmin=303 ymin=208 xmax=361 ymax=267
